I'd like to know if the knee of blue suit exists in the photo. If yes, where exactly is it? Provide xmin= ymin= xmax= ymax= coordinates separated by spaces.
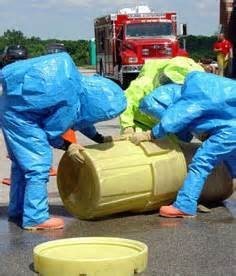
xmin=225 ymin=153 xmax=236 ymax=178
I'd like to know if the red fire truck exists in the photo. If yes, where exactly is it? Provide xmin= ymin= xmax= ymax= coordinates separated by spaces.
xmin=94 ymin=5 xmax=188 ymax=86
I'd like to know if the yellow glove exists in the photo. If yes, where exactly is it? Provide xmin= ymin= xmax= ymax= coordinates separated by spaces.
xmin=130 ymin=131 xmax=152 ymax=145
xmin=114 ymin=134 xmax=134 ymax=141
xmin=103 ymin=134 xmax=133 ymax=142
xmin=123 ymin=127 xmax=135 ymax=135
xmin=102 ymin=136 xmax=113 ymax=143
xmin=67 ymin=143 xmax=85 ymax=164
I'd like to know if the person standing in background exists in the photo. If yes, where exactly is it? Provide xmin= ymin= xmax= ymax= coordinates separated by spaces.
xmin=213 ymin=33 xmax=233 ymax=76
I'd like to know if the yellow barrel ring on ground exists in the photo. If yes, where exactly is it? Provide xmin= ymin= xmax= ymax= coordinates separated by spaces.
xmin=57 ymin=139 xmax=187 ymax=220
xmin=34 ymin=237 xmax=148 ymax=276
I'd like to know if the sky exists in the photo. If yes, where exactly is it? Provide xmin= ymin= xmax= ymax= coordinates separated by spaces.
xmin=0 ymin=0 xmax=220 ymax=40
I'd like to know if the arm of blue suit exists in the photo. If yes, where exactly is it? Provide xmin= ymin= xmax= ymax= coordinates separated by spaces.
xmin=79 ymin=125 xmax=97 ymax=139
xmin=79 ymin=125 xmax=105 ymax=143
xmin=42 ymin=105 xmax=78 ymax=149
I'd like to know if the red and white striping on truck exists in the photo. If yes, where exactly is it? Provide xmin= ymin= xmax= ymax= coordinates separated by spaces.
xmin=94 ymin=5 xmax=188 ymax=87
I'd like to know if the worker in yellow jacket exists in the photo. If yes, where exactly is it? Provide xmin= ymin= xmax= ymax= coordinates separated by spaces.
xmin=120 ymin=57 xmax=204 ymax=134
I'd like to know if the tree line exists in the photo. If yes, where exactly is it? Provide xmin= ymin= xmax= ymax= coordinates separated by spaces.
xmin=0 ymin=30 xmax=89 ymax=66
xmin=0 ymin=30 xmax=218 ymax=66
xmin=183 ymin=35 xmax=217 ymax=61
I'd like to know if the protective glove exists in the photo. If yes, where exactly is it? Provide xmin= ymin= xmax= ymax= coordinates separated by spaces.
xmin=92 ymin=133 xmax=116 ymax=144
xmin=123 ymin=127 xmax=135 ymax=135
xmin=92 ymin=132 xmax=104 ymax=143
xmin=102 ymin=136 xmax=113 ymax=143
xmin=102 ymin=134 xmax=132 ymax=143
xmin=110 ymin=134 xmax=134 ymax=142
xmin=59 ymin=139 xmax=71 ymax=151
xmin=130 ymin=131 xmax=152 ymax=145
xmin=67 ymin=143 xmax=85 ymax=164
xmin=93 ymin=133 xmax=132 ymax=143
xmin=194 ymin=133 xmax=210 ymax=142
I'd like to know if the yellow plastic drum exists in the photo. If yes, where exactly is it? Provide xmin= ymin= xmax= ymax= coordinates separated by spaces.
xmin=34 ymin=237 xmax=148 ymax=276
xmin=57 ymin=140 xmax=233 ymax=220
xmin=57 ymin=139 xmax=187 ymax=219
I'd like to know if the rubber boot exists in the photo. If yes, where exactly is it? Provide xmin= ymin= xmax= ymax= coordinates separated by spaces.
xmin=159 ymin=205 xmax=195 ymax=218
xmin=24 ymin=217 xmax=64 ymax=231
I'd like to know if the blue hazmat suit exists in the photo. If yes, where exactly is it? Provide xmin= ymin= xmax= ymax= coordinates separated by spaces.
xmin=0 ymin=53 xmax=126 ymax=227
xmin=0 ymin=100 xmax=2 ymax=128
xmin=140 ymin=84 xmax=193 ymax=142
xmin=74 ymin=74 xmax=127 ymax=140
xmin=149 ymin=71 xmax=236 ymax=215
xmin=0 ymin=74 xmax=3 ymax=127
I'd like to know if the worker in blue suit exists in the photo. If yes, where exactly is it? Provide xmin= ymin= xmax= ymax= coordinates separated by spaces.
xmin=131 ymin=71 xmax=236 ymax=217
xmin=0 ymin=53 xmax=126 ymax=230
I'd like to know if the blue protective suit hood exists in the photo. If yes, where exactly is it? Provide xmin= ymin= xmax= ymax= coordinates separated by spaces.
xmin=74 ymin=75 xmax=127 ymax=129
xmin=152 ymin=71 xmax=236 ymax=138
xmin=140 ymin=84 xmax=182 ymax=119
